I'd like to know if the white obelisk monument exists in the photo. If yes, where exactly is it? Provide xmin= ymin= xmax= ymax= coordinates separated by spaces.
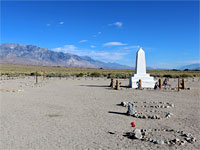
xmin=129 ymin=48 xmax=156 ymax=88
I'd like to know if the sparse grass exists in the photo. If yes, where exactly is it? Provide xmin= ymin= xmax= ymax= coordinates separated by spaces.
xmin=0 ymin=64 xmax=199 ymax=78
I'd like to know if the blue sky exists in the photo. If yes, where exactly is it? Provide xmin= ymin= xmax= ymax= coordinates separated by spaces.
xmin=1 ymin=1 xmax=199 ymax=68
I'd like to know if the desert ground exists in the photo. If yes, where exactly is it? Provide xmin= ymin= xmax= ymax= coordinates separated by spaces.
xmin=0 ymin=76 xmax=199 ymax=150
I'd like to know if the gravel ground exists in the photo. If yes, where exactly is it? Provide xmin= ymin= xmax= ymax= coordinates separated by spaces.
xmin=0 ymin=77 xmax=199 ymax=150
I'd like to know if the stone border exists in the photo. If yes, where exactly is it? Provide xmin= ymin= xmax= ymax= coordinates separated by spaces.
xmin=125 ymin=128 xmax=197 ymax=146
xmin=121 ymin=101 xmax=175 ymax=119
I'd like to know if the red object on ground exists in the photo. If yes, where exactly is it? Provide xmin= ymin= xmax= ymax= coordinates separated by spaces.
xmin=131 ymin=122 xmax=135 ymax=127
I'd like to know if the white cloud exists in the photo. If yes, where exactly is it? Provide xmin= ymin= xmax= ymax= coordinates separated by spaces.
xmin=52 ymin=45 xmax=76 ymax=53
xmin=123 ymin=45 xmax=140 ymax=50
xmin=109 ymin=22 xmax=123 ymax=28
xmin=103 ymin=42 xmax=127 ymax=47
xmin=90 ymin=45 xmax=96 ymax=48
xmin=59 ymin=22 xmax=64 ymax=25
xmin=184 ymin=60 xmax=200 ymax=64
xmin=78 ymin=40 xmax=88 ymax=43
xmin=52 ymin=45 xmax=130 ymax=62
xmin=90 ymin=51 xmax=127 ymax=61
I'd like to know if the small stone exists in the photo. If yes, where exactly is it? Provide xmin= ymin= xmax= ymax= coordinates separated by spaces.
xmin=152 ymin=139 xmax=157 ymax=143
xmin=148 ymin=138 xmax=152 ymax=141
xmin=189 ymin=137 xmax=196 ymax=143
xmin=174 ymin=138 xmax=180 ymax=144
xmin=162 ymin=129 xmax=166 ymax=131
xmin=185 ymin=137 xmax=191 ymax=142
xmin=170 ymin=140 xmax=176 ymax=145
xmin=180 ymin=140 xmax=186 ymax=146
xmin=133 ymin=113 xmax=138 ymax=117
xmin=132 ymin=128 xmax=143 ymax=139
xmin=138 ymin=115 xmax=143 ymax=118
xmin=151 ymin=115 xmax=156 ymax=119
xmin=169 ymin=129 xmax=174 ymax=132
xmin=165 ymin=112 xmax=173 ymax=118
xmin=165 ymin=140 xmax=170 ymax=144
xmin=181 ymin=133 xmax=187 ymax=137
xmin=142 ymin=115 xmax=147 ymax=119
xmin=180 ymin=131 xmax=184 ymax=134
xmin=156 ymin=116 xmax=160 ymax=119
xmin=141 ymin=129 xmax=147 ymax=132
xmin=121 ymin=101 xmax=127 ymax=107
xmin=156 ymin=140 xmax=164 ymax=145
xmin=176 ymin=130 xmax=180 ymax=133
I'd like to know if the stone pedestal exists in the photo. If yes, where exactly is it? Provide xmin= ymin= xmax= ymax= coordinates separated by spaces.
xmin=129 ymin=48 xmax=156 ymax=88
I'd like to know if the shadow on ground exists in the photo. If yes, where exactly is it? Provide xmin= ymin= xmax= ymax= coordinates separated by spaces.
xmin=108 ymin=111 xmax=127 ymax=116
xmin=79 ymin=85 xmax=115 ymax=90
xmin=80 ymin=85 xmax=109 ymax=88
xmin=79 ymin=84 xmax=130 ymax=90
xmin=123 ymin=132 xmax=137 ymax=139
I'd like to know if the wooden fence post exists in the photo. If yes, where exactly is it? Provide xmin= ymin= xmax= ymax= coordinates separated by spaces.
xmin=178 ymin=78 xmax=180 ymax=92
xmin=181 ymin=79 xmax=185 ymax=89
xmin=159 ymin=79 xmax=162 ymax=89
xmin=116 ymin=80 xmax=120 ymax=90
xmin=36 ymin=72 xmax=38 ymax=84
xmin=139 ymin=79 xmax=142 ymax=89
xmin=110 ymin=78 xmax=114 ymax=88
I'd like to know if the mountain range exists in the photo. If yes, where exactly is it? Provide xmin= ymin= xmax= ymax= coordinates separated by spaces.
xmin=179 ymin=63 xmax=200 ymax=70
xmin=0 ymin=43 xmax=132 ymax=69
xmin=0 ymin=43 xmax=199 ymax=70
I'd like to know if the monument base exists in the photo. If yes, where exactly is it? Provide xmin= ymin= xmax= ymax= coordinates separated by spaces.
xmin=129 ymin=74 xmax=156 ymax=88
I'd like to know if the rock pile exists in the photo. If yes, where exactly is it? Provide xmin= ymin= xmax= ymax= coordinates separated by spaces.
xmin=120 ymin=101 xmax=175 ymax=119
xmin=125 ymin=128 xmax=197 ymax=146
xmin=121 ymin=101 xmax=175 ymax=108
